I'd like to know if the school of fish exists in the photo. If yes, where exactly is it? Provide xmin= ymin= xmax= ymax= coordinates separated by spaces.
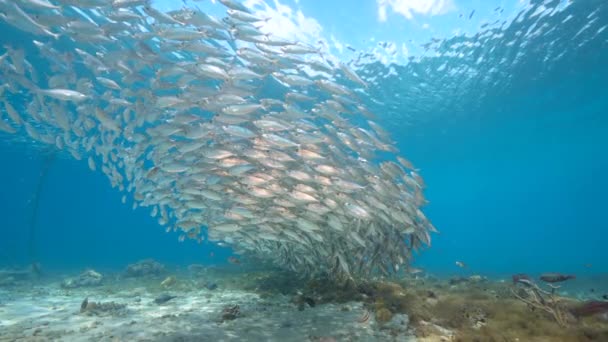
xmin=0 ymin=0 xmax=436 ymax=280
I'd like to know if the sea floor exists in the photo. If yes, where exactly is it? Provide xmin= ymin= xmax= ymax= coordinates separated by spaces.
xmin=1 ymin=262 xmax=607 ymax=342
xmin=0 ymin=263 xmax=413 ymax=342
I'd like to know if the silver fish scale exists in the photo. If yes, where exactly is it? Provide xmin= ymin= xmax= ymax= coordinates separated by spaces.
xmin=0 ymin=0 xmax=435 ymax=281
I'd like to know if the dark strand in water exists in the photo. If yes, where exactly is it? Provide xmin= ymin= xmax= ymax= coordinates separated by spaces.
xmin=28 ymin=150 xmax=56 ymax=274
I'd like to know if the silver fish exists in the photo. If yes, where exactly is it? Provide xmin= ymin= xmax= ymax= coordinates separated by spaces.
xmin=0 ymin=0 xmax=435 ymax=283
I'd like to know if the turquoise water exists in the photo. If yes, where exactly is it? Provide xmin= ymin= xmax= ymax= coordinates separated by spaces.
xmin=0 ymin=0 xmax=607 ymax=281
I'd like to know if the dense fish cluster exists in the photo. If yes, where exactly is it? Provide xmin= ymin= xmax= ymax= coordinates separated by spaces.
xmin=0 ymin=0 xmax=435 ymax=280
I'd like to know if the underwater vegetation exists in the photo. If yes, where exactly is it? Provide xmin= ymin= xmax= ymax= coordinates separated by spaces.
xmin=511 ymin=272 xmax=576 ymax=327
xmin=1 ymin=259 xmax=608 ymax=340
xmin=358 ymin=276 xmax=608 ymax=341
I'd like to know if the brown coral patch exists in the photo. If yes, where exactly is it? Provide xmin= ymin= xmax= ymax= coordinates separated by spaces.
xmin=359 ymin=278 xmax=608 ymax=341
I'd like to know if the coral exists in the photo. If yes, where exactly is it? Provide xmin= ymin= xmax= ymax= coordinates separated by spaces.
xmin=61 ymin=269 xmax=103 ymax=288
xmin=243 ymin=271 xmax=302 ymax=295
xmin=221 ymin=304 xmax=240 ymax=322
xmin=468 ymin=275 xmax=486 ymax=283
xmin=292 ymin=294 xmax=316 ymax=311
xmin=449 ymin=277 xmax=468 ymax=285
xmin=248 ymin=273 xmax=363 ymax=304
xmin=461 ymin=306 xmax=487 ymax=329
xmin=511 ymin=278 xmax=574 ymax=327
xmin=415 ymin=320 xmax=454 ymax=341
xmin=375 ymin=277 xmax=608 ymax=341
xmin=124 ymin=259 xmax=165 ymax=277
xmin=365 ymin=281 xmax=425 ymax=320
xmin=80 ymin=298 xmax=127 ymax=316
xmin=375 ymin=307 xmax=393 ymax=324
xmin=381 ymin=313 xmax=411 ymax=335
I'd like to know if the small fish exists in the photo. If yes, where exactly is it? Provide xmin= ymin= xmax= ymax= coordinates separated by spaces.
xmin=218 ymin=0 xmax=252 ymax=13
xmin=20 ymin=0 xmax=60 ymax=10
xmin=339 ymin=63 xmax=367 ymax=88
xmin=87 ymin=156 xmax=96 ymax=171
xmin=80 ymin=297 xmax=89 ymax=313
xmin=154 ymin=294 xmax=177 ymax=304
xmin=512 ymin=273 xmax=533 ymax=286
xmin=539 ymin=273 xmax=576 ymax=283
xmin=570 ymin=301 xmax=608 ymax=318
xmin=407 ymin=267 xmax=423 ymax=274
xmin=227 ymin=9 xmax=267 ymax=23
xmin=37 ymin=88 xmax=88 ymax=102
xmin=4 ymin=2 xmax=60 ymax=39
xmin=143 ymin=5 xmax=183 ymax=25
xmin=2 ymin=100 xmax=22 ymax=126
xmin=281 ymin=43 xmax=319 ymax=55
xmin=357 ymin=310 xmax=370 ymax=323
xmin=0 ymin=120 xmax=17 ymax=134
xmin=455 ymin=261 xmax=466 ymax=268
xmin=160 ymin=276 xmax=176 ymax=288
xmin=0 ymin=0 xmax=437 ymax=284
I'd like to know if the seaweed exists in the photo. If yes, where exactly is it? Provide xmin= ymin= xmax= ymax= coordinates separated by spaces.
xmin=511 ymin=278 xmax=573 ymax=327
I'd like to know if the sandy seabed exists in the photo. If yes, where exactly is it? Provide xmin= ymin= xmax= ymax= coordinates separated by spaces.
xmin=3 ymin=265 xmax=608 ymax=342
xmin=0 ymin=272 xmax=414 ymax=342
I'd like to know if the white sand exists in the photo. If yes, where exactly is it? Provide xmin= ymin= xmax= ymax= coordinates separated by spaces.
xmin=0 ymin=279 xmax=416 ymax=341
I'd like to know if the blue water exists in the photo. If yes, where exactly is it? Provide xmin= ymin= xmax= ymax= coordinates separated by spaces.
xmin=0 ymin=147 xmax=233 ymax=271
xmin=0 ymin=0 xmax=607 ymax=282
